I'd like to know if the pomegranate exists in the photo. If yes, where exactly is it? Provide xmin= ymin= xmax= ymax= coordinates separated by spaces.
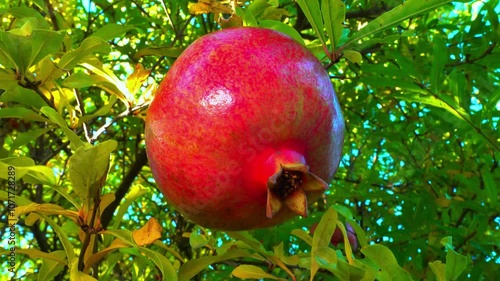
xmin=310 ymin=222 xmax=359 ymax=250
xmin=145 ymin=27 xmax=344 ymax=230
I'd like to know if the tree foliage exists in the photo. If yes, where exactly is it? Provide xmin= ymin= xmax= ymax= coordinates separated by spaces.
xmin=1 ymin=0 xmax=499 ymax=280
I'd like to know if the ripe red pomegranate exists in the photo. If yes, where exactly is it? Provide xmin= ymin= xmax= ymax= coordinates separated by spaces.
xmin=145 ymin=27 xmax=344 ymax=230
xmin=310 ymin=222 xmax=359 ymax=250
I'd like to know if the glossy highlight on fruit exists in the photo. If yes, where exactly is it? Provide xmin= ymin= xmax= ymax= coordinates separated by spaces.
xmin=145 ymin=27 xmax=345 ymax=230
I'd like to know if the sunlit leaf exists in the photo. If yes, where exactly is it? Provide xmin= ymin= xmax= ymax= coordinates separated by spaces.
xmin=189 ymin=231 xmax=210 ymax=249
xmin=321 ymin=0 xmax=345 ymax=50
xmin=296 ymin=0 xmax=328 ymax=55
xmin=59 ymin=37 xmax=110 ymax=71
xmin=69 ymin=140 xmax=117 ymax=201
xmin=311 ymin=206 xmax=338 ymax=281
xmin=38 ymin=250 xmax=67 ymax=281
xmin=232 ymin=264 xmax=279 ymax=280
xmin=41 ymin=214 xmax=76 ymax=262
xmin=83 ymin=238 xmax=129 ymax=273
xmin=178 ymin=248 xmax=252 ymax=281
xmin=132 ymin=217 xmax=163 ymax=246
xmin=343 ymin=50 xmax=362 ymax=63
xmin=259 ymin=20 xmax=305 ymax=45
xmin=69 ymin=257 xmax=98 ymax=281
xmin=40 ymin=106 xmax=85 ymax=150
xmin=13 ymin=203 xmax=79 ymax=222
xmin=344 ymin=0 xmax=453 ymax=47
xmin=0 ymin=157 xmax=56 ymax=184
xmin=361 ymin=244 xmax=413 ymax=281
xmin=126 ymin=63 xmax=151 ymax=96
xmin=91 ymin=24 xmax=136 ymax=41
xmin=188 ymin=0 xmax=233 ymax=15
xmin=429 ymin=260 xmax=447 ymax=281
xmin=133 ymin=46 xmax=183 ymax=59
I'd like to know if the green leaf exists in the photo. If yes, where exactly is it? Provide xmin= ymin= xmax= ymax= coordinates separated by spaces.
xmin=311 ymin=206 xmax=338 ymax=281
xmin=344 ymin=0 xmax=453 ymax=47
xmin=0 ymin=68 xmax=18 ymax=90
xmin=80 ymin=57 xmax=133 ymax=105
xmin=41 ymin=214 xmax=75 ymax=262
xmin=0 ymin=30 xmax=32 ymax=76
xmin=37 ymin=251 xmax=66 ymax=281
xmin=296 ymin=0 xmax=328 ymax=54
xmin=0 ymin=86 xmax=49 ymax=109
xmin=361 ymin=244 xmax=413 ymax=281
xmin=429 ymin=260 xmax=447 ymax=281
xmin=316 ymin=247 xmax=372 ymax=281
xmin=226 ymin=231 xmax=267 ymax=253
xmin=314 ymin=247 xmax=342 ymax=277
xmin=69 ymin=258 xmax=97 ymax=281
xmin=395 ymin=92 xmax=470 ymax=123
xmin=11 ymin=128 xmax=51 ymax=150
xmin=189 ymin=231 xmax=210 ymax=249
xmin=91 ymin=24 xmax=136 ymax=41
xmin=248 ymin=0 xmax=272 ymax=18
xmin=69 ymin=140 xmax=117 ymax=201
xmin=273 ymin=242 xmax=299 ymax=266
xmin=29 ymin=29 xmax=64 ymax=67
xmin=448 ymin=69 xmax=469 ymax=111
xmin=0 ymin=248 xmax=66 ymax=265
xmin=0 ymin=189 xmax=32 ymax=206
xmin=232 ymin=265 xmax=279 ymax=280
xmin=139 ymin=247 xmax=178 ymax=281
xmin=332 ymin=204 xmax=354 ymax=221
xmin=0 ymin=157 xmax=56 ymax=184
xmin=178 ymin=248 xmax=252 ymax=281
xmin=133 ymin=46 xmax=183 ymax=59
xmin=343 ymin=50 xmax=362 ymax=63
xmin=291 ymin=228 xmax=313 ymax=246
xmin=258 ymin=20 xmax=305 ymax=45
xmin=439 ymin=237 xmax=468 ymax=280
xmin=58 ymin=37 xmax=110 ymax=71
xmin=62 ymin=72 xmax=108 ymax=89
xmin=430 ymin=34 xmax=447 ymax=93
xmin=236 ymin=6 xmax=258 ymax=27
xmin=481 ymin=167 xmax=498 ymax=208
xmin=0 ymin=107 xmax=50 ymax=122
xmin=40 ymin=106 xmax=85 ymax=151
xmin=321 ymin=0 xmax=345 ymax=51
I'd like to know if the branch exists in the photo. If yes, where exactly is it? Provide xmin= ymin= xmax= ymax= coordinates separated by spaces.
xmin=446 ymin=42 xmax=497 ymax=67
xmin=89 ymin=102 xmax=149 ymax=143
xmin=101 ymin=148 xmax=148 ymax=229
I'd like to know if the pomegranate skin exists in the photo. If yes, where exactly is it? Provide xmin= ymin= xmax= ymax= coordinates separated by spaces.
xmin=145 ymin=27 xmax=344 ymax=230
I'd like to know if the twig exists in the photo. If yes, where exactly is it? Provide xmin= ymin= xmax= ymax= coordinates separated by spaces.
xmin=159 ymin=0 xmax=177 ymax=34
xmin=446 ymin=42 xmax=497 ymax=67
xmin=89 ymin=102 xmax=149 ymax=143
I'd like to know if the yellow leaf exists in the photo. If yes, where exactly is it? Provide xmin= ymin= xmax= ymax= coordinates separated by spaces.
xmin=189 ymin=0 xmax=233 ymax=15
xmin=14 ymin=203 xmax=79 ymax=222
xmin=232 ymin=265 xmax=279 ymax=280
xmin=132 ymin=217 xmax=162 ymax=246
xmin=126 ymin=63 xmax=150 ymax=96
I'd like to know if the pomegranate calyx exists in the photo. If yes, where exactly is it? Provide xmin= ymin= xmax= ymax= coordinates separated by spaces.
xmin=266 ymin=163 xmax=328 ymax=219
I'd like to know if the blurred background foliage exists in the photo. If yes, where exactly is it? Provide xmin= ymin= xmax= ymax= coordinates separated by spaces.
xmin=0 ymin=0 xmax=499 ymax=280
